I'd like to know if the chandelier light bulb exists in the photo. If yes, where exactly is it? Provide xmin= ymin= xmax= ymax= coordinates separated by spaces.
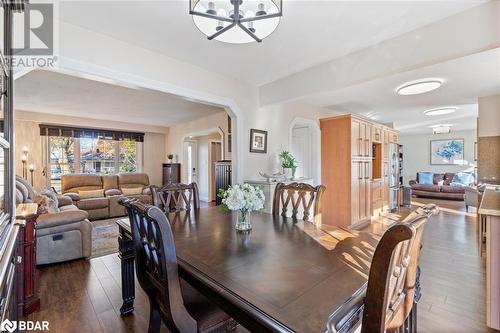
xmin=216 ymin=20 xmax=224 ymax=31
xmin=248 ymin=21 xmax=255 ymax=33
xmin=206 ymin=1 xmax=216 ymax=15
xmin=256 ymin=3 xmax=267 ymax=16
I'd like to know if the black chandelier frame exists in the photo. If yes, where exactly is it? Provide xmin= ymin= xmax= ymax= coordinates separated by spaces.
xmin=189 ymin=0 xmax=283 ymax=42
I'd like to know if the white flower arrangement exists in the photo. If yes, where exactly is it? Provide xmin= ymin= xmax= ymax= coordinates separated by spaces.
xmin=219 ymin=183 xmax=265 ymax=213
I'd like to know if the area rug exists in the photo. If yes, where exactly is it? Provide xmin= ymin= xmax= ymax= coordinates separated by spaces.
xmin=91 ymin=218 xmax=121 ymax=258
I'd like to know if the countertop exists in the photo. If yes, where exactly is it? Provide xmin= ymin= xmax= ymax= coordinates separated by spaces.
xmin=479 ymin=188 xmax=500 ymax=217
xmin=245 ymin=177 xmax=313 ymax=185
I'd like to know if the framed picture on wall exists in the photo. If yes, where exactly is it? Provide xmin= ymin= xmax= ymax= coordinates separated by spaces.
xmin=249 ymin=129 xmax=268 ymax=153
xmin=430 ymin=139 xmax=464 ymax=165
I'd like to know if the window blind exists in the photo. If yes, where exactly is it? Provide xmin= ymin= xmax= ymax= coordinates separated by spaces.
xmin=39 ymin=124 xmax=145 ymax=142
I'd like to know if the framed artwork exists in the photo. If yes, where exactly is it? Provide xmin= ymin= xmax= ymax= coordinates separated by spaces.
xmin=430 ymin=139 xmax=464 ymax=165
xmin=250 ymin=129 xmax=268 ymax=153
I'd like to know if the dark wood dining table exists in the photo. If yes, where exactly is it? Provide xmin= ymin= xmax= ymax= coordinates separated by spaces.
xmin=116 ymin=207 xmax=419 ymax=333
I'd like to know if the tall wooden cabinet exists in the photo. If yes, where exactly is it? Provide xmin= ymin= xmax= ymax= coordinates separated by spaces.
xmin=320 ymin=114 xmax=400 ymax=229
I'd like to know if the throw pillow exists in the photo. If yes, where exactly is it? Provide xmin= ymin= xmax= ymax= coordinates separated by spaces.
xmin=437 ymin=180 xmax=444 ymax=186
xmin=451 ymin=172 xmax=473 ymax=186
xmin=41 ymin=188 xmax=59 ymax=208
xmin=418 ymin=172 xmax=434 ymax=185
xmin=78 ymin=189 xmax=105 ymax=199
xmin=35 ymin=195 xmax=59 ymax=214
xmin=122 ymin=187 xmax=143 ymax=195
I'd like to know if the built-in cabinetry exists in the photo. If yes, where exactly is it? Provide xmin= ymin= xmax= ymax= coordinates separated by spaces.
xmin=320 ymin=114 xmax=400 ymax=229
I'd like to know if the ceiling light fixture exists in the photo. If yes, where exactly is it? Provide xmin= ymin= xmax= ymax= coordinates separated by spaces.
xmin=396 ymin=78 xmax=443 ymax=95
xmin=423 ymin=107 xmax=457 ymax=116
xmin=190 ymin=0 xmax=282 ymax=44
xmin=432 ymin=126 xmax=451 ymax=134
xmin=429 ymin=124 xmax=453 ymax=128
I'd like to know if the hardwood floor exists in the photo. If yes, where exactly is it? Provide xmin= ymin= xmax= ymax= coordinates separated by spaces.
xmin=26 ymin=200 xmax=496 ymax=332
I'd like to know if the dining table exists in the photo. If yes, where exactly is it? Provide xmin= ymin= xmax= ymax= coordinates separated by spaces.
xmin=116 ymin=207 xmax=420 ymax=333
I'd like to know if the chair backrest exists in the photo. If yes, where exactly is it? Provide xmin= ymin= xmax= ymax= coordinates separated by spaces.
xmin=151 ymin=183 xmax=200 ymax=213
xmin=272 ymin=182 xmax=326 ymax=225
xmin=119 ymin=198 xmax=197 ymax=333
xmin=362 ymin=204 xmax=438 ymax=333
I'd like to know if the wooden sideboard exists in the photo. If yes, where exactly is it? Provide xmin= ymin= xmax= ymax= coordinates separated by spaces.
xmin=320 ymin=114 xmax=400 ymax=229
xmin=245 ymin=178 xmax=314 ymax=214
xmin=16 ymin=203 xmax=40 ymax=315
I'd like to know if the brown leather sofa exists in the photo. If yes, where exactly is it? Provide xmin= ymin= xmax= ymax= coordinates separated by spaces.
xmin=61 ymin=173 xmax=152 ymax=220
xmin=409 ymin=172 xmax=472 ymax=200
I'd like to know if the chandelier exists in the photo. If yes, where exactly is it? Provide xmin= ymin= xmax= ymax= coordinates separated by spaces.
xmin=189 ymin=0 xmax=282 ymax=44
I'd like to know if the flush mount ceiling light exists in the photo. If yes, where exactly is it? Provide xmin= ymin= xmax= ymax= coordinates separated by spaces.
xmin=190 ymin=0 xmax=282 ymax=44
xmin=429 ymin=123 xmax=452 ymax=134
xmin=396 ymin=78 xmax=443 ymax=95
xmin=423 ymin=107 xmax=458 ymax=116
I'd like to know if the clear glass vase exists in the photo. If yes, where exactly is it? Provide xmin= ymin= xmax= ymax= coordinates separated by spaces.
xmin=235 ymin=210 xmax=252 ymax=231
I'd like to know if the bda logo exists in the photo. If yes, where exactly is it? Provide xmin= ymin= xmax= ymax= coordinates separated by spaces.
xmin=0 ymin=319 xmax=17 ymax=333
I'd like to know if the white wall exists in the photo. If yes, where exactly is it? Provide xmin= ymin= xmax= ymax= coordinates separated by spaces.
xmin=400 ymin=130 xmax=477 ymax=185
xmin=478 ymin=94 xmax=500 ymax=137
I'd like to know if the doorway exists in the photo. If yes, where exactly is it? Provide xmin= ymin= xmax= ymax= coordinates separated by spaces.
xmin=291 ymin=125 xmax=311 ymax=179
xmin=289 ymin=118 xmax=321 ymax=185
xmin=183 ymin=132 xmax=223 ymax=203
xmin=183 ymin=140 xmax=198 ymax=184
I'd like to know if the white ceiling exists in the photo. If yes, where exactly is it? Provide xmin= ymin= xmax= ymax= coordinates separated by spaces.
xmin=14 ymin=70 xmax=224 ymax=127
xmin=305 ymin=48 xmax=500 ymax=134
xmin=59 ymin=0 xmax=485 ymax=85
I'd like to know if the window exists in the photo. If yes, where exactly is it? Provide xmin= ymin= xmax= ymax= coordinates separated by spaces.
xmin=48 ymin=137 xmax=141 ymax=192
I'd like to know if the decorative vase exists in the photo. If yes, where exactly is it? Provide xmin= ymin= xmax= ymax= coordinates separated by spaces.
xmin=235 ymin=210 xmax=252 ymax=231
xmin=283 ymin=167 xmax=293 ymax=180
xmin=292 ymin=167 xmax=297 ymax=180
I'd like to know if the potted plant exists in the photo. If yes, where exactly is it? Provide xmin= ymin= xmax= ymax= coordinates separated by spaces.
xmin=218 ymin=184 xmax=265 ymax=231
xmin=279 ymin=150 xmax=298 ymax=180
xmin=167 ymin=154 xmax=174 ymax=163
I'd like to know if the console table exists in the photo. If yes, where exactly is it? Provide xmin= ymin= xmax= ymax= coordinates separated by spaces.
xmin=16 ymin=203 xmax=40 ymax=315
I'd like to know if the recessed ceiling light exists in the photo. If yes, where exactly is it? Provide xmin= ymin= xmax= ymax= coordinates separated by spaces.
xmin=423 ymin=107 xmax=457 ymax=116
xmin=396 ymin=78 xmax=443 ymax=95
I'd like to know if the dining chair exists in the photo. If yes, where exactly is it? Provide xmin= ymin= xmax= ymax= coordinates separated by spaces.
xmin=464 ymin=185 xmax=479 ymax=212
xmin=326 ymin=204 xmax=438 ymax=333
xmin=151 ymin=182 xmax=200 ymax=213
xmin=119 ymin=198 xmax=238 ymax=333
xmin=272 ymin=182 xmax=326 ymax=225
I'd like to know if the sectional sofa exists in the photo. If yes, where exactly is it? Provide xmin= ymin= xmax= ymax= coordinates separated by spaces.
xmin=61 ymin=173 xmax=152 ymax=220
xmin=409 ymin=172 xmax=474 ymax=200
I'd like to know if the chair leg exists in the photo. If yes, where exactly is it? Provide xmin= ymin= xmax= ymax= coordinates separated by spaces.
xmin=148 ymin=299 xmax=162 ymax=333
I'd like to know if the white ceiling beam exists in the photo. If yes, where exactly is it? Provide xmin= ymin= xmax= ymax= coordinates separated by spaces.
xmin=259 ymin=1 xmax=500 ymax=107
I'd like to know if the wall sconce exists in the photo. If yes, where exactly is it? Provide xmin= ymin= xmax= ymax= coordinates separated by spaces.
xmin=21 ymin=154 xmax=28 ymax=178
xmin=28 ymin=164 xmax=34 ymax=186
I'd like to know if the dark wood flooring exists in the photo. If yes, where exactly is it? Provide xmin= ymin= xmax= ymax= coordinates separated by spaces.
xmin=25 ymin=199 xmax=497 ymax=332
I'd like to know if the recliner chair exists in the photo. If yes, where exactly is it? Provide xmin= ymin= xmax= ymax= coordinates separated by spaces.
xmin=15 ymin=176 xmax=92 ymax=265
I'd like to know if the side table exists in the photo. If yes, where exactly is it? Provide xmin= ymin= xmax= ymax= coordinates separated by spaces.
xmin=16 ymin=203 xmax=40 ymax=315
